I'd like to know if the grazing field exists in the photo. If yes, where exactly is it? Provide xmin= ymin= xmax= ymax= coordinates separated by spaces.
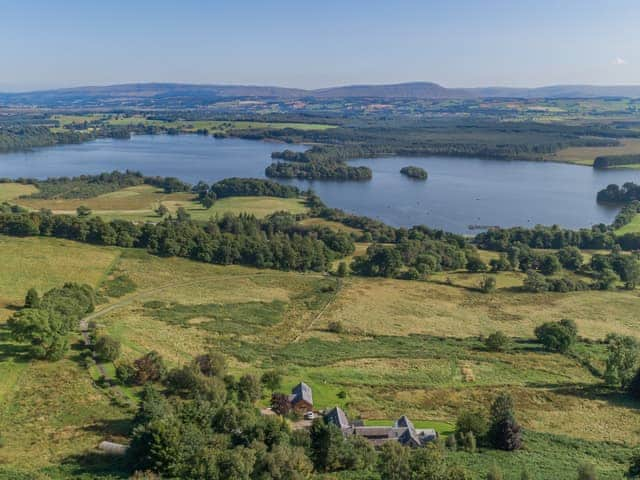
xmin=9 ymin=184 xmax=308 ymax=221
xmin=0 ymin=182 xmax=38 ymax=201
xmin=550 ymin=138 xmax=640 ymax=166
xmin=0 ymin=236 xmax=120 ymax=319
xmin=105 ymin=115 xmax=335 ymax=131
xmin=1 ymin=236 xmax=639 ymax=478
xmin=313 ymin=275 xmax=640 ymax=340
xmin=615 ymin=214 xmax=640 ymax=235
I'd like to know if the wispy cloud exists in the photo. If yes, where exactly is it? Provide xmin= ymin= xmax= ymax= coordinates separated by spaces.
xmin=613 ymin=57 xmax=628 ymax=65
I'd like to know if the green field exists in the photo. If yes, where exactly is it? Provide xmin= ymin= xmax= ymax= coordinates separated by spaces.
xmin=1 ymin=183 xmax=309 ymax=222
xmin=105 ymin=115 xmax=335 ymax=131
xmin=1 ymin=231 xmax=639 ymax=478
xmin=551 ymin=138 xmax=640 ymax=166
xmin=615 ymin=214 xmax=640 ymax=235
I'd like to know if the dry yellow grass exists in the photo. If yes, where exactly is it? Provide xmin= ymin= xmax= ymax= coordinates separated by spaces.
xmin=550 ymin=138 xmax=640 ymax=166
xmin=15 ymin=184 xmax=193 ymax=211
xmin=0 ymin=358 xmax=128 ymax=471
xmin=0 ymin=182 xmax=38 ymax=202
xmin=314 ymin=275 xmax=640 ymax=340
xmin=0 ymin=236 xmax=120 ymax=317
xmin=394 ymin=386 xmax=640 ymax=444
xmin=298 ymin=217 xmax=362 ymax=234
xmin=16 ymin=185 xmax=308 ymax=222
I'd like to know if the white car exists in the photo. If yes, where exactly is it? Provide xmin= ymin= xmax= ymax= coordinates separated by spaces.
xmin=303 ymin=411 xmax=315 ymax=420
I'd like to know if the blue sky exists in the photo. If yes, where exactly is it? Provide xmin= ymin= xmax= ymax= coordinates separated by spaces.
xmin=0 ymin=0 xmax=638 ymax=91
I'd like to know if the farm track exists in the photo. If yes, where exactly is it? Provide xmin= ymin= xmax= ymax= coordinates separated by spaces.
xmin=78 ymin=270 xmax=328 ymax=397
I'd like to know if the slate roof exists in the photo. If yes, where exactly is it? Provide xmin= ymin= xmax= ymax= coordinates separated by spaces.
xmin=394 ymin=415 xmax=415 ymax=431
xmin=324 ymin=406 xmax=350 ymax=430
xmin=324 ymin=409 xmax=437 ymax=447
xmin=290 ymin=382 xmax=313 ymax=406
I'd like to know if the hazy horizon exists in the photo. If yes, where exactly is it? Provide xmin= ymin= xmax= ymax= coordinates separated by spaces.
xmin=1 ymin=0 xmax=638 ymax=91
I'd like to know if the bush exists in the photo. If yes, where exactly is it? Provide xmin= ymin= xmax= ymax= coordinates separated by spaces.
xmin=336 ymin=261 xmax=348 ymax=277
xmin=261 ymin=370 xmax=282 ymax=391
xmin=328 ymin=321 xmax=345 ymax=334
xmin=523 ymin=270 xmax=548 ymax=292
xmin=133 ymin=351 xmax=167 ymax=385
xmin=456 ymin=409 xmax=488 ymax=440
xmin=116 ymin=362 xmax=136 ymax=385
xmin=484 ymin=331 xmax=509 ymax=351
xmin=467 ymin=255 xmax=488 ymax=272
xmin=534 ymin=320 xmax=577 ymax=353
xmin=539 ymin=254 xmax=561 ymax=275
xmin=94 ymin=335 xmax=121 ymax=362
xmin=479 ymin=275 xmax=496 ymax=293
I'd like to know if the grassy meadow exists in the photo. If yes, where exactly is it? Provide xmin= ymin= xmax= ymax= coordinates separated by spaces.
xmin=0 ymin=212 xmax=639 ymax=477
xmin=550 ymin=138 xmax=640 ymax=166
xmin=1 ymin=183 xmax=308 ymax=222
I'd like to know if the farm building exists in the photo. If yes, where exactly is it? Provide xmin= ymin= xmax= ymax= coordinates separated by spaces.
xmin=324 ymin=406 xmax=437 ymax=447
xmin=288 ymin=382 xmax=313 ymax=413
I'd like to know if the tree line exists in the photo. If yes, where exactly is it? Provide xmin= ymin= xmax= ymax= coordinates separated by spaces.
xmin=8 ymin=283 xmax=95 ymax=360
xmin=195 ymin=177 xmax=303 ymax=207
xmin=593 ymin=154 xmax=640 ymax=169
xmin=0 ymin=209 xmax=353 ymax=272
xmin=597 ymin=182 xmax=640 ymax=204
xmin=3 ymin=170 xmax=191 ymax=200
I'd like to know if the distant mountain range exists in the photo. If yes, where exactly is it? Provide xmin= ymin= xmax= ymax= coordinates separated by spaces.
xmin=2 ymin=81 xmax=640 ymax=106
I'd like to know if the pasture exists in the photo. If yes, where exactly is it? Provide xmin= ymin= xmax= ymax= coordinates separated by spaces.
xmin=5 ymin=183 xmax=309 ymax=221
xmin=0 ymin=235 xmax=639 ymax=478
xmin=551 ymin=138 xmax=640 ymax=166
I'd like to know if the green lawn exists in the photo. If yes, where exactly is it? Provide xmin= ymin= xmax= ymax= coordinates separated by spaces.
xmin=616 ymin=214 xmax=640 ymax=235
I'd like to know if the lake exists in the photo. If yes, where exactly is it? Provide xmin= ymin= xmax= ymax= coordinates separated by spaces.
xmin=1 ymin=134 xmax=639 ymax=234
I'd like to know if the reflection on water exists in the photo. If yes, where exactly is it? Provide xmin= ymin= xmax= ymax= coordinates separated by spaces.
xmin=0 ymin=135 xmax=636 ymax=233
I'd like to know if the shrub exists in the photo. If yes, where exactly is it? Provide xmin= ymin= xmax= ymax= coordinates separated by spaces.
xmin=523 ymin=270 xmax=548 ymax=292
xmin=463 ymin=431 xmax=476 ymax=453
xmin=336 ymin=261 xmax=348 ymax=277
xmin=539 ymin=254 xmax=561 ymax=275
xmin=94 ymin=335 xmax=121 ymax=362
xmin=534 ymin=320 xmax=577 ymax=353
xmin=484 ymin=331 xmax=509 ymax=351
xmin=237 ymin=374 xmax=262 ymax=403
xmin=445 ymin=433 xmax=457 ymax=451
xmin=467 ymin=255 xmax=488 ymax=272
xmin=24 ymin=288 xmax=39 ymax=308
xmin=261 ymin=370 xmax=282 ymax=391
xmin=456 ymin=409 xmax=488 ymax=440
xmin=133 ymin=351 xmax=167 ymax=385
xmin=479 ymin=275 xmax=496 ymax=293
xmin=328 ymin=321 xmax=345 ymax=334
xmin=115 ymin=362 xmax=136 ymax=385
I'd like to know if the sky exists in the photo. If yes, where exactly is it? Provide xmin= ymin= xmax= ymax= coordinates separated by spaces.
xmin=0 ymin=0 xmax=638 ymax=91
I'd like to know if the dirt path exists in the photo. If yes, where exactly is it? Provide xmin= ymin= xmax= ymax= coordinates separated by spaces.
xmin=79 ymin=271 xmax=327 ymax=389
xmin=292 ymin=277 xmax=343 ymax=343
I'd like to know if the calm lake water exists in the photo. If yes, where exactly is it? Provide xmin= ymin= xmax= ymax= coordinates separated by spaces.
xmin=1 ymin=134 xmax=639 ymax=234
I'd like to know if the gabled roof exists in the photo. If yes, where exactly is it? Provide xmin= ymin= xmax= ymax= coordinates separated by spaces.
xmin=325 ymin=406 xmax=350 ymax=430
xmin=394 ymin=415 xmax=415 ymax=431
xmin=398 ymin=428 xmax=422 ymax=447
xmin=290 ymin=382 xmax=313 ymax=405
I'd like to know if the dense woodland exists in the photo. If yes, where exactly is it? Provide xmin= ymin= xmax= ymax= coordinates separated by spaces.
xmin=267 ymin=119 xmax=635 ymax=163
xmin=400 ymin=165 xmax=428 ymax=180
xmin=594 ymin=154 xmax=640 ymax=169
xmin=0 ymin=208 xmax=356 ymax=271
xmin=597 ymin=182 xmax=640 ymax=204
xmin=1 ymin=171 xmax=191 ymax=199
